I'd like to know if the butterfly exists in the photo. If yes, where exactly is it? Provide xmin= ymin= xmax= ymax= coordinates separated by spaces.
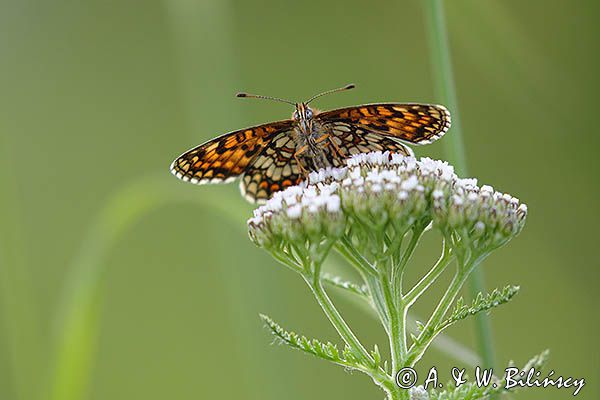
xmin=170 ymin=84 xmax=450 ymax=203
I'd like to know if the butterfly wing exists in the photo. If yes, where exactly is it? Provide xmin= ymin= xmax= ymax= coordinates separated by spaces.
xmin=317 ymin=103 xmax=451 ymax=145
xmin=239 ymin=131 xmax=303 ymax=203
xmin=170 ymin=120 xmax=293 ymax=185
xmin=326 ymin=121 xmax=414 ymax=162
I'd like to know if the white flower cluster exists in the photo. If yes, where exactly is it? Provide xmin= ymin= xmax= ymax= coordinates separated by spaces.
xmin=409 ymin=386 xmax=430 ymax=400
xmin=248 ymin=152 xmax=527 ymax=251
xmin=435 ymin=180 xmax=528 ymax=243
xmin=247 ymin=178 xmax=346 ymax=247
xmin=248 ymin=182 xmax=341 ymax=224
xmin=340 ymin=154 xmax=455 ymax=228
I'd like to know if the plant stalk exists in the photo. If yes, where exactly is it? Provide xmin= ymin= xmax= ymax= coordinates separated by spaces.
xmin=305 ymin=276 xmax=375 ymax=367
xmin=405 ymin=268 xmax=469 ymax=367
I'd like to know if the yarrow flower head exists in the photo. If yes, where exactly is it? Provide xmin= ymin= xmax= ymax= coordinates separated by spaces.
xmin=248 ymin=151 xmax=527 ymax=263
xmin=247 ymin=173 xmax=346 ymax=261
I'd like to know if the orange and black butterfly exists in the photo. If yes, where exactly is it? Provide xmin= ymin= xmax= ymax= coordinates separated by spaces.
xmin=170 ymin=84 xmax=451 ymax=203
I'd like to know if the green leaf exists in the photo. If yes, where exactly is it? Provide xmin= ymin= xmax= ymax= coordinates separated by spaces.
xmin=371 ymin=344 xmax=383 ymax=370
xmin=259 ymin=314 xmax=374 ymax=373
xmin=415 ymin=320 xmax=425 ymax=335
xmin=321 ymin=273 xmax=369 ymax=299
xmin=442 ymin=285 xmax=520 ymax=329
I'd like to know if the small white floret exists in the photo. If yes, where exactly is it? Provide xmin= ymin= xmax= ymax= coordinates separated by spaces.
xmin=326 ymin=195 xmax=340 ymax=212
xmin=452 ymin=194 xmax=464 ymax=206
xmin=401 ymin=175 xmax=419 ymax=191
xmin=286 ymin=204 xmax=302 ymax=219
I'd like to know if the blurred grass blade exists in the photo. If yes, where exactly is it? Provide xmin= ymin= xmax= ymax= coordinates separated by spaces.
xmin=423 ymin=0 xmax=496 ymax=370
xmin=49 ymin=176 xmax=244 ymax=400
xmin=423 ymin=0 xmax=467 ymax=176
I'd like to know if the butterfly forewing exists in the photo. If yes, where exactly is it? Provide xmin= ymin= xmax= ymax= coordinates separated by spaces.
xmin=317 ymin=103 xmax=451 ymax=145
xmin=170 ymin=120 xmax=292 ymax=185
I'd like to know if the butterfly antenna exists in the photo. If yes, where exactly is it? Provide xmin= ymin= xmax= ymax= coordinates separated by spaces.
xmin=236 ymin=92 xmax=296 ymax=105
xmin=305 ymin=83 xmax=355 ymax=104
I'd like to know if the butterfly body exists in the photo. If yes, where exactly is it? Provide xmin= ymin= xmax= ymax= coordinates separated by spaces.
xmin=170 ymin=85 xmax=451 ymax=203
xmin=290 ymin=103 xmax=337 ymax=173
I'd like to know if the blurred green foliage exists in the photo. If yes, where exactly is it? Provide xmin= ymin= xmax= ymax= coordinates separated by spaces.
xmin=0 ymin=0 xmax=598 ymax=399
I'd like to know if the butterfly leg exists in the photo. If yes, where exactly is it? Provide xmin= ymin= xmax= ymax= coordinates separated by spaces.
xmin=293 ymin=146 xmax=310 ymax=184
xmin=314 ymin=133 xmax=330 ymax=144
xmin=327 ymin=136 xmax=345 ymax=161
xmin=315 ymin=132 xmax=343 ymax=165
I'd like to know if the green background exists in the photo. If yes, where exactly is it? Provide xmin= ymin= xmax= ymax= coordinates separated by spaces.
xmin=1 ymin=0 xmax=598 ymax=399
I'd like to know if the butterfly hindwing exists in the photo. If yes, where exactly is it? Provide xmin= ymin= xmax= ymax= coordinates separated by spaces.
xmin=327 ymin=121 xmax=413 ymax=163
xmin=240 ymin=131 xmax=302 ymax=203
xmin=317 ymin=103 xmax=451 ymax=145
xmin=170 ymin=120 xmax=292 ymax=184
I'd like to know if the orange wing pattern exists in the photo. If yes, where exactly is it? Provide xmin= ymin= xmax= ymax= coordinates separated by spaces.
xmin=239 ymin=132 xmax=303 ymax=203
xmin=318 ymin=103 xmax=450 ymax=145
xmin=170 ymin=120 xmax=292 ymax=185
xmin=170 ymin=101 xmax=451 ymax=203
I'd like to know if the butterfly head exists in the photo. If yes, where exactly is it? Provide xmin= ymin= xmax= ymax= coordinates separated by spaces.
xmin=292 ymin=103 xmax=314 ymax=121
xmin=292 ymin=103 xmax=314 ymax=132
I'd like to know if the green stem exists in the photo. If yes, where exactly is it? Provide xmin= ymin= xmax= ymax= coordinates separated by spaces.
xmin=392 ymin=225 xmax=426 ymax=298
xmin=379 ymin=268 xmax=404 ymax=374
xmin=304 ymin=276 xmax=375 ymax=368
xmin=365 ymin=275 xmax=391 ymax=329
xmin=404 ymin=242 xmax=453 ymax=306
xmin=335 ymin=240 xmax=390 ymax=327
xmin=308 ymin=246 xmax=391 ymax=377
xmin=424 ymin=0 xmax=496 ymax=370
xmin=336 ymin=236 xmax=378 ymax=277
xmin=405 ymin=251 xmax=486 ymax=367
xmin=267 ymin=249 xmax=303 ymax=273
xmin=405 ymin=268 xmax=469 ymax=367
